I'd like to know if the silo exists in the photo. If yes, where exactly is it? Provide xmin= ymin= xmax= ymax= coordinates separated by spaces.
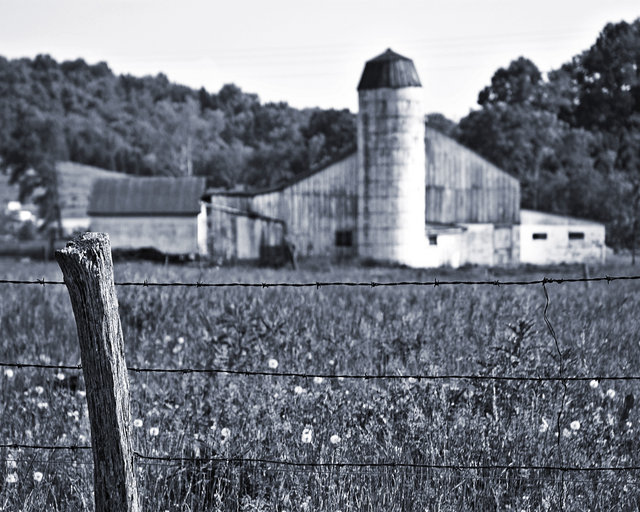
xmin=356 ymin=49 xmax=427 ymax=266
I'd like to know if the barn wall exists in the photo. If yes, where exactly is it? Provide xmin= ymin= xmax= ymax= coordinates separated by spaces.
xmin=425 ymin=128 xmax=520 ymax=225
xmin=207 ymin=206 xmax=284 ymax=261
xmin=520 ymin=224 xmax=605 ymax=265
xmin=249 ymin=154 xmax=359 ymax=257
xmin=90 ymin=215 xmax=201 ymax=255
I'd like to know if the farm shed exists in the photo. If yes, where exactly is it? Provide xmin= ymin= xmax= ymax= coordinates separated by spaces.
xmin=88 ymin=177 xmax=207 ymax=256
xmin=205 ymin=49 xmax=604 ymax=268
xmin=519 ymin=209 xmax=605 ymax=265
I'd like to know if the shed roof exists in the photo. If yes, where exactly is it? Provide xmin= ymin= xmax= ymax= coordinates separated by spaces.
xmin=357 ymin=48 xmax=422 ymax=90
xmin=88 ymin=177 xmax=205 ymax=216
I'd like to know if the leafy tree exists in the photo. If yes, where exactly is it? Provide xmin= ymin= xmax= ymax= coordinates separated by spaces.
xmin=477 ymin=57 xmax=544 ymax=107
xmin=425 ymin=113 xmax=457 ymax=137
xmin=0 ymin=105 xmax=67 ymax=235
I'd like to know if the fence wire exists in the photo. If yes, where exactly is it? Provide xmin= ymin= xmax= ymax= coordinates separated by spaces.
xmin=1 ymin=274 xmax=640 ymax=288
xmin=2 ymin=272 xmax=640 ymax=490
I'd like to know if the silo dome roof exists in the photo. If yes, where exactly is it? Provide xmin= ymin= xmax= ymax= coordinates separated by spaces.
xmin=357 ymin=48 xmax=422 ymax=90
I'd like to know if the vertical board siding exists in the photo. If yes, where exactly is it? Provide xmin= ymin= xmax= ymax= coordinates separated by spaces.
xmin=425 ymin=128 xmax=520 ymax=224
xmin=248 ymin=154 xmax=359 ymax=257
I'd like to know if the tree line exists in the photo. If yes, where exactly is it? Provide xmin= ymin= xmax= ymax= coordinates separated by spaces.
xmin=1 ymin=18 xmax=639 ymax=252
xmin=431 ymin=18 xmax=640 ymax=254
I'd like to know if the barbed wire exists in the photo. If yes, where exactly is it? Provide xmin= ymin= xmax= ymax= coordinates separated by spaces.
xmin=1 ymin=444 xmax=638 ymax=473
xmin=2 ymin=361 xmax=639 ymax=382
xmin=1 ymin=274 xmax=640 ymax=288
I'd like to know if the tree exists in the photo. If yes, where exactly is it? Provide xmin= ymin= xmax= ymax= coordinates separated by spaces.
xmin=425 ymin=113 xmax=457 ymax=137
xmin=0 ymin=105 xmax=67 ymax=236
xmin=477 ymin=57 xmax=545 ymax=108
xmin=615 ymin=126 xmax=640 ymax=263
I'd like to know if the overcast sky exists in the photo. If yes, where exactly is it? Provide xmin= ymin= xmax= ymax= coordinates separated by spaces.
xmin=0 ymin=0 xmax=638 ymax=120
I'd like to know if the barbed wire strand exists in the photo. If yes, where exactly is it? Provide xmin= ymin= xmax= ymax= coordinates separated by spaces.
xmin=1 ymin=274 xmax=640 ymax=288
xmin=2 ymin=360 xmax=639 ymax=382
xmin=1 ymin=444 xmax=638 ymax=473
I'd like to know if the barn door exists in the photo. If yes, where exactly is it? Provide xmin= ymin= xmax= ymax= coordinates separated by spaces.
xmin=493 ymin=226 xmax=512 ymax=266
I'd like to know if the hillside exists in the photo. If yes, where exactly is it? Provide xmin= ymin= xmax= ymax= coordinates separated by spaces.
xmin=0 ymin=55 xmax=356 ymax=190
xmin=1 ymin=162 xmax=125 ymax=220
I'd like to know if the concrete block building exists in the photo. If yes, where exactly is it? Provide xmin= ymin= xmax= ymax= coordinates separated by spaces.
xmin=203 ymin=49 xmax=605 ymax=267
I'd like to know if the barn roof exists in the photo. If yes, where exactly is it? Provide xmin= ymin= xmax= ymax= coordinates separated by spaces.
xmin=88 ymin=177 xmax=206 ymax=216
xmin=357 ymin=48 xmax=422 ymax=90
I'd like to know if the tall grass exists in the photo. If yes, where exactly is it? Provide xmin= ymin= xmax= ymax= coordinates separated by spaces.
xmin=1 ymin=259 xmax=639 ymax=510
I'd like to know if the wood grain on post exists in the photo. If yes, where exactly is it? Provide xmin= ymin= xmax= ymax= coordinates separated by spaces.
xmin=55 ymin=233 xmax=140 ymax=512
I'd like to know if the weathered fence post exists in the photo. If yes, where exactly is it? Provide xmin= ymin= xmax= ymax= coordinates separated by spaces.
xmin=55 ymin=233 xmax=140 ymax=512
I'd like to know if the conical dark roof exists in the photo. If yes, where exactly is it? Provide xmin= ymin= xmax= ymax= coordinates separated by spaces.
xmin=357 ymin=48 xmax=422 ymax=90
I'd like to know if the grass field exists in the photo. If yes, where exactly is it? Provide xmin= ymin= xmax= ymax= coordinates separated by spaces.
xmin=1 ymin=257 xmax=639 ymax=511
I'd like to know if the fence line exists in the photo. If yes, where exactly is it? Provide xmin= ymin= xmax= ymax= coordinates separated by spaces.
xmin=1 ymin=443 xmax=638 ymax=473
xmin=2 ymin=274 xmax=640 ymax=288
xmin=3 ymin=234 xmax=640 ymax=508
xmin=2 ymin=361 xmax=640 ymax=381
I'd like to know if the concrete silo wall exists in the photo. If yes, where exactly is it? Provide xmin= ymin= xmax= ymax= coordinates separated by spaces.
xmin=357 ymin=87 xmax=428 ymax=266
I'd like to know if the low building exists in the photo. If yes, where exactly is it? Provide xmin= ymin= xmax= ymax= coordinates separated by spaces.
xmin=88 ymin=177 xmax=207 ymax=256
xmin=520 ymin=210 xmax=605 ymax=265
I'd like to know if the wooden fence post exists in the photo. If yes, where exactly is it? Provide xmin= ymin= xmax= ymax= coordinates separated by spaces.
xmin=55 ymin=233 xmax=140 ymax=512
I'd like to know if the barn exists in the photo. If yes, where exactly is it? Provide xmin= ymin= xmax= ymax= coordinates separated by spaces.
xmin=88 ymin=177 xmax=207 ymax=256
xmin=206 ymin=48 xmax=605 ymax=267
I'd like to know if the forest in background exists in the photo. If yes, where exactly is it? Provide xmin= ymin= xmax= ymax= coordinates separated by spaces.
xmin=0 ymin=18 xmax=638 ymax=249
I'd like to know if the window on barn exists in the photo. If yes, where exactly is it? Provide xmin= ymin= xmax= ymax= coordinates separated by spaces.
xmin=532 ymin=233 xmax=547 ymax=240
xmin=335 ymin=230 xmax=353 ymax=247
xmin=428 ymin=234 xmax=438 ymax=246
xmin=569 ymin=232 xmax=585 ymax=240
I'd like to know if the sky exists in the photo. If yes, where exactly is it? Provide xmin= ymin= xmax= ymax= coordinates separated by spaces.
xmin=0 ymin=0 xmax=638 ymax=121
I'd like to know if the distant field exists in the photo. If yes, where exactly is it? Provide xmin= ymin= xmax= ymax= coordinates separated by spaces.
xmin=1 ymin=258 xmax=639 ymax=510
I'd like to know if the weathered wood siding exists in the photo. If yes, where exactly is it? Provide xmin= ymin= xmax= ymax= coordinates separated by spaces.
xmin=207 ymin=206 xmax=284 ymax=261
xmin=249 ymin=154 xmax=358 ymax=257
xmin=89 ymin=216 xmax=202 ymax=255
xmin=425 ymin=128 xmax=520 ymax=224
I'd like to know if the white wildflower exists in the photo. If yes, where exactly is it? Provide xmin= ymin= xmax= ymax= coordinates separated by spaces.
xmin=34 ymin=386 xmax=44 ymax=395
xmin=149 ymin=427 xmax=159 ymax=436
xmin=37 ymin=401 xmax=49 ymax=410
xmin=4 ymin=368 xmax=14 ymax=378
xmin=294 ymin=385 xmax=305 ymax=395
xmin=268 ymin=358 xmax=278 ymax=369
xmin=220 ymin=427 xmax=231 ymax=440
xmin=562 ymin=428 xmax=571 ymax=438
xmin=538 ymin=418 xmax=549 ymax=434
xmin=172 ymin=344 xmax=182 ymax=354
xmin=570 ymin=420 xmax=580 ymax=431
xmin=301 ymin=427 xmax=313 ymax=444
xmin=133 ymin=419 xmax=143 ymax=428
xmin=589 ymin=380 xmax=599 ymax=389
xmin=5 ymin=473 xmax=18 ymax=484
xmin=313 ymin=376 xmax=324 ymax=385
xmin=77 ymin=390 xmax=86 ymax=398
xmin=177 ymin=336 xmax=185 ymax=344
xmin=6 ymin=459 xmax=17 ymax=469
xmin=163 ymin=335 xmax=172 ymax=343
xmin=330 ymin=434 xmax=341 ymax=444
xmin=606 ymin=389 xmax=616 ymax=399
xmin=33 ymin=471 xmax=43 ymax=483
xmin=626 ymin=421 xmax=633 ymax=429
xmin=56 ymin=372 xmax=65 ymax=381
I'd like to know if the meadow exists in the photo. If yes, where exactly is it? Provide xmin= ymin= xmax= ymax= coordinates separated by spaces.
xmin=1 ymin=256 xmax=639 ymax=511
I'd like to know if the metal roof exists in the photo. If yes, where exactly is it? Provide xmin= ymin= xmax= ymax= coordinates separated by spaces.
xmin=88 ymin=177 xmax=205 ymax=216
xmin=357 ymin=48 xmax=422 ymax=90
